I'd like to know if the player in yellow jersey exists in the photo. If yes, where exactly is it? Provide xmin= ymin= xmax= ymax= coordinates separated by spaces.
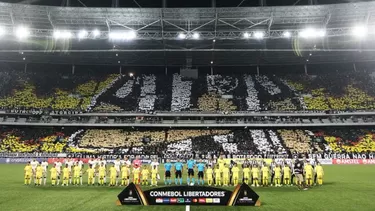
xmin=304 ymin=162 xmax=314 ymax=186
xmin=217 ymin=155 xmax=225 ymax=173
xmin=109 ymin=164 xmax=117 ymax=186
xmin=151 ymin=165 xmax=158 ymax=186
xmin=62 ymin=164 xmax=70 ymax=186
xmin=133 ymin=167 xmax=140 ymax=185
xmin=121 ymin=164 xmax=130 ymax=186
xmin=261 ymin=164 xmax=270 ymax=187
xmin=85 ymin=165 xmax=95 ymax=186
xmin=222 ymin=163 xmax=230 ymax=186
xmin=24 ymin=162 xmax=32 ymax=185
xmin=251 ymin=164 xmax=260 ymax=187
xmin=206 ymin=165 xmax=214 ymax=186
xmin=231 ymin=163 xmax=240 ymax=186
xmin=73 ymin=164 xmax=81 ymax=186
xmin=242 ymin=164 xmax=251 ymax=185
xmin=50 ymin=165 xmax=58 ymax=186
xmin=274 ymin=165 xmax=282 ymax=187
xmin=214 ymin=165 xmax=222 ymax=186
xmin=141 ymin=166 xmax=150 ymax=186
xmin=35 ymin=164 xmax=43 ymax=186
xmin=98 ymin=163 xmax=106 ymax=186
xmin=283 ymin=163 xmax=291 ymax=185
xmin=315 ymin=162 xmax=324 ymax=185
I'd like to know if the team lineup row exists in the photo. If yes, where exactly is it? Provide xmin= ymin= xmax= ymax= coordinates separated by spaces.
xmin=23 ymin=157 xmax=325 ymax=188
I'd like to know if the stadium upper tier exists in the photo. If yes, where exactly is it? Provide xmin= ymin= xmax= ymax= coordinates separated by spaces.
xmin=1 ymin=127 xmax=374 ymax=157
xmin=1 ymin=70 xmax=375 ymax=113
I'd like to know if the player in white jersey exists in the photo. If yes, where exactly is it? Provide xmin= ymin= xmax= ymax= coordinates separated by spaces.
xmin=41 ymin=160 xmax=49 ymax=185
xmin=65 ymin=158 xmax=74 ymax=184
xmin=113 ymin=158 xmax=122 ymax=186
xmin=122 ymin=157 xmax=131 ymax=167
xmin=88 ymin=158 xmax=97 ymax=169
xmin=150 ymin=159 xmax=160 ymax=170
xmin=54 ymin=160 xmax=62 ymax=185
xmin=30 ymin=159 xmax=39 ymax=184
xmin=76 ymin=159 xmax=84 ymax=185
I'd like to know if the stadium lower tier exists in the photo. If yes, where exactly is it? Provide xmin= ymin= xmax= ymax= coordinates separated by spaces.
xmin=1 ymin=127 xmax=375 ymax=157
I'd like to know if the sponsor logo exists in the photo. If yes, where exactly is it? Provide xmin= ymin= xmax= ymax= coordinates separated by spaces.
xmin=162 ymin=198 xmax=170 ymax=203
xmin=206 ymin=198 xmax=213 ymax=203
xmin=192 ymin=199 xmax=198 ymax=203
xmin=213 ymin=198 xmax=220 ymax=203
xmin=199 ymin=198 xmax=206 ymax=203
xmin=155 ymin=198 xmax=163 ymax=203
xmin=170 ymin=198 xmax=177 ymax=203
xmin=177 ymin=198 xmax=185 ymax=203
xmin=185 ymin=198 xmax=192 ymax=203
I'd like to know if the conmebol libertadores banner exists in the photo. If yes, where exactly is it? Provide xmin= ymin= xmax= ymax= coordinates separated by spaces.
xmin=117 ymin=183 xmax=260 ymax=206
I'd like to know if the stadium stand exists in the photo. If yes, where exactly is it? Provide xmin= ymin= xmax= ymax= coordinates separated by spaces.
xmin=1 ymin=71 xmax=375 ymax=113
xmin=2 ymin=127 xmax=375 ymax=157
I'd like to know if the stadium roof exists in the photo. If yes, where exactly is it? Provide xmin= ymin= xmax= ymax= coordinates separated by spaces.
xmin=1 ymin=1 xmax=375 ymax=66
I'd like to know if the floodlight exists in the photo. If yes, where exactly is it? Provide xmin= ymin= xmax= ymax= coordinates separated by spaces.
xmin=178 ymin=33 xmax=186 ymax=39
xmin=0 ymin=26 xmax=4 ymax=36
xmin=192 ymin=32 xmax=200 ymax=39
xmin=253 ymin=31 xmax=265 ymax=39
xmin=92 ymin=29 xmax=100 ymax=38
xmin=243 ymin=32 xmax=250 ymax=39
xmin=124 ymin=31 xmax=136 ymax=40
xmin=15 ymin=26 xmax=30 ymax=39
xmin=109 ymin=31 xmax=137 ymax=40
xmin=283 ymin=31 xmax=291 ymax=38
xmin=210 ymin=61 xmax=213 ymax=64
xmin=299 ymin=28 xmax=325 ymax=38
xmin=53 ymin=30 xmax=72 ymax=39
xmin=352 ymin=25 xmax=367 ymax=38
xmin=78 ymin=30 xmax=88 ymax=39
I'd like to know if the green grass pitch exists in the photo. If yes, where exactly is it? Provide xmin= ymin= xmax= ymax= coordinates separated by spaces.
xmin=0 ymin=164 xmax=374 ymax=211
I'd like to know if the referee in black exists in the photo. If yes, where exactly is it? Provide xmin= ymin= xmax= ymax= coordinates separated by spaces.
xmin=294 ymin=158 xmax=307 ymax=190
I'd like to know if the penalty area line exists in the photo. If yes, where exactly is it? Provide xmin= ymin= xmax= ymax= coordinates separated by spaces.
xmin=186 ymin=205 xmax=190 ymax=211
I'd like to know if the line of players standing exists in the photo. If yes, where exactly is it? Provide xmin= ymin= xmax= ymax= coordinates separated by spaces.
xmin=161 ymin=156 xmax=324 ymax=188
xmin=23 ymin=156 xmax=324 ymax=188
xmin=23 ymin=157 xmax=142 ymax=186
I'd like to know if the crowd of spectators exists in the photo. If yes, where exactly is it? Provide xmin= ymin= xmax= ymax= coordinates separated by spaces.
xmin=2 ymin=127 xmax=375 ymax=156
xmin=171 ymin=74 xmax=192 ymax=112
xmin=1 ymin=71 xmax=375 ymax=113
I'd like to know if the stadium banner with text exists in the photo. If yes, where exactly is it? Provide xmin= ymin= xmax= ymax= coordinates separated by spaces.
xmin=47 ymin=158 xmax=153 ymax=164
xmin=333 ymin=159 xmax=375 ymax=165
xmin=117 ymin=183 xmax=260 ymax=206
xmin=0 ymin=158 xmax=43 ymax=164
xmin=309 ymin=153 xmax=375 ymax=160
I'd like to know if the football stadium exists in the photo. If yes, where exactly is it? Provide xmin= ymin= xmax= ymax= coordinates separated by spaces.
xmin=1 ymin=0 xmax=375 ymax=210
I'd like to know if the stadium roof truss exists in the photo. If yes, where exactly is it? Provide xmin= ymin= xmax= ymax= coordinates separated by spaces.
xmin=1 ymin=2 xmax=375 ymax=66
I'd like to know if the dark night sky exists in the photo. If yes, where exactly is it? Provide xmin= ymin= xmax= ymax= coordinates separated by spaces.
xmin=0 ymin=0 xmax=373 ymax=7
